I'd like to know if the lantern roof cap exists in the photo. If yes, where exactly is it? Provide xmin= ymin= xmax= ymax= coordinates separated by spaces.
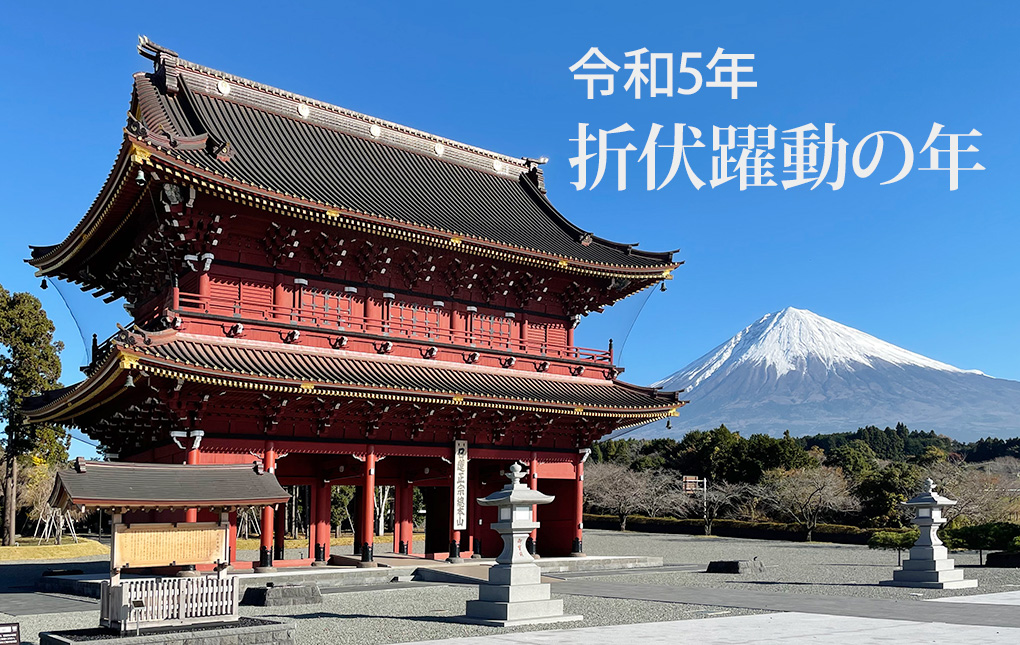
xmin=902 ymin=478 xmax=958 ymax=507
xmin=476 ymin=463 xmax=555 ymax=507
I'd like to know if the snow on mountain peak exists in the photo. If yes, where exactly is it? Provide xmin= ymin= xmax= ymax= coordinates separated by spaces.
xmin=655 ymin=307 xmax=983 ymax=391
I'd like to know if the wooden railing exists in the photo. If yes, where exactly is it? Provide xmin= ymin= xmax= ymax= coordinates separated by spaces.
xmin=176 ymin=291 xmax=612 ymax=364
xmin=100 ymin=576 xmax=238 ymax=632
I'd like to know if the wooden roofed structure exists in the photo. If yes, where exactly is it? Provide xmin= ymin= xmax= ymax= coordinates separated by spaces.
xmin=25 ymin=37 xmax=684 ymax=569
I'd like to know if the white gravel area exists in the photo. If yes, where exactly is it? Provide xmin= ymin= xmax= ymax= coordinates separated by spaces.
xmin=4 ymin=582 xmax=763 ymax=644
xmin=578 ymin=529 xmax=1020 ymax=600
xmin=8 ymin=529 xmax=1020 ymax=644
xmin=245 ymin=585 xmax=765 ymax=644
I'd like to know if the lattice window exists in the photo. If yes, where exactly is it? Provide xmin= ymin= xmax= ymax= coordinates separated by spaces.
xmin=471 ymin=314 xmax=513 ymax=350
xmin=390 ymin=301 xmax=441 ymax=339
xmin=301 ymin=288 xmax=353 ymax=328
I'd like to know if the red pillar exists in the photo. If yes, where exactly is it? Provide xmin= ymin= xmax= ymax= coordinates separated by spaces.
xmin=273 ymin=274 xmax=288 ymax=320
xmin=451 ymin=304 xmax=466 ymax=343
xmin=228 ymin=510 xmax=238 ymax=566
xmin=518 ymin=313 xmax=528 ymax=353
xmin=399 ymin=480 xmax=414 ymax=555
xmin=572 ymin=453 xmax=586 ymax=556
xmin=349 ymin=290 xmax=365 ymax=330
xmin=315 ymin=480 xmax=330 ymax=564
xmin=257 ymin=443 xmax=277 ymax=571
xmin=360 ymin=448 xmax=376 ymax=564
xmin=529 ymin=452 xmax=538 ymax=557
xmin=184 ymin=444 xmax=200 ymax=523
xmin=466 ymin=466 xmax=477 ymax=557
xmin=197 ymin=272 xmax=210 ymax=309
xmin=364 ymin=292 xmax=381 ymax=335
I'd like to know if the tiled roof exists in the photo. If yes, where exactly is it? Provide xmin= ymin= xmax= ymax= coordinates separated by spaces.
xmin=127 ymin=57 xmax=675 ymax=269
xmin=134 ymin=335 xmax=680 ymax=413
xmin=50 ymin=461 xmax=289 ymax=510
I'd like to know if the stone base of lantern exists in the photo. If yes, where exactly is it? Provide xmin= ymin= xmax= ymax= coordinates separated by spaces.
xmin=880 ymin=549 xmax=978 ymax=589
xmin=462 ymin=563 xmax=582 ymax=627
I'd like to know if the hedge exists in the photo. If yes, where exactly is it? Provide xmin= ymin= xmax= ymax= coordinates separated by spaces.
xmin=941 ymin=522 xmax=1020 ymax=552
xmin=583 ymin=513 xmax=913 ymax=545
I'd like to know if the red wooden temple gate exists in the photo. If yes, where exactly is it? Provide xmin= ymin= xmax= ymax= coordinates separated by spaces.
xmin=24 ymin=38 xmax=683 ymax=570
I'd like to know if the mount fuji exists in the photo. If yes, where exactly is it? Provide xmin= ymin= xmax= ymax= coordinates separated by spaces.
xmin=625 ymin=307 xmax=1020 ymax=442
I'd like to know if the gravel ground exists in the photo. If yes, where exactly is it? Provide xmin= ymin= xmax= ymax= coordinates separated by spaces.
xmin=7 ymin=529 xmax=1019 ymax=644
xmin=6 ymin=582 xmax=763 ymax=645
xmin=245 ymin=586 xmax=764 ymax=645
xmin=578 ymin=529 xmax=1020 ymax=600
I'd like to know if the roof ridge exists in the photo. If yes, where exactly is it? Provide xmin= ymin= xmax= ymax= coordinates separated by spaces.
xmin=172 ymin=57 xmax=531 ymax=171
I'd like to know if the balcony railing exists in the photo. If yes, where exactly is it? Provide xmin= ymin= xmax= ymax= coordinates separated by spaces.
xmin=175 ymin=292 xmax=612 ymax=364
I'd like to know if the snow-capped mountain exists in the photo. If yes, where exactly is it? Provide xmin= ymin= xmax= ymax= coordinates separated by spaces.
xmin=625 ymin=307 xmax=1020 ymax=441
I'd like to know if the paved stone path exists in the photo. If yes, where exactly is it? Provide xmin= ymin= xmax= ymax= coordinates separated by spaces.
xmin=405 ymin=613 xmax=1020 ymax=645
xmin=552 ymin=579 xmax=1020 ymax=628
xmin=545 ymin=564 xmax=702 ymax=579
xmin=928 ymin=590 xmax=1020 ymax=605
xmin=0 ymin=592 xmax=97 ymax=616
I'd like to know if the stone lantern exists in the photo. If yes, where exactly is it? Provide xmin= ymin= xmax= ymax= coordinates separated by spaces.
xmin=461 ymin=463 xmax=582 ymax=626
xmin=880 ymin=478 xmax=977 ymax=589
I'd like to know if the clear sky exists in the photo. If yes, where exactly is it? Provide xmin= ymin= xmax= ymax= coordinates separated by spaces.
xmin=1 ymin=2 xmax=1018 ymax=454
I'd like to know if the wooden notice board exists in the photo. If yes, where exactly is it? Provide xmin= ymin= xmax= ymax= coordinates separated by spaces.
xmin=113 ymin=522 xmax=228 ymax=568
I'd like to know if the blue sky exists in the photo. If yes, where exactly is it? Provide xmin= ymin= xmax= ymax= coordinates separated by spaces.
xmin=1 ymin=2 xmax=1018 ymax=456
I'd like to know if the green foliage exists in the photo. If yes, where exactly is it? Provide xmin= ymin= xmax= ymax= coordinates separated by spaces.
xmin=28 ymin=426 xmax=70 ymax=466
xmin=942 ymin=522 xmax=1020 ymax=552
xmin=0 ymin=285 xmax=64 ymax=456
xmin=963 ymin=437 xmax=1020 ymax=462
xmin=330 ymin=485 xmax=356 ymax=532
xmin=827 ymin=440 xmax=877 ymax=484
xmin=1 ymin=284 xmax=65 ymax=546
xmin=868 ymin=529 xmax=918 ymax=551
xmin=799 ymin=423 xmax=957 ymax=461
xmin=594 ymin=425 xmax=817 ymax=484
xmin=593 ymin=422 xmax=1020 ymax=532
xmin=855 ymin=462 xmax=921 ymax=527
xmin=1008 ymin=536 xmax=1020 ymax=553
xmin=583 ymin=513 xmax=910 ymax=544
xmin=911 ymin=446 xmax=948 ymax=468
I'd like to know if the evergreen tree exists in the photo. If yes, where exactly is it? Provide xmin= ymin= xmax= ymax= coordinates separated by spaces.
xmin=1 ymin=285 xmax=64 ymax=546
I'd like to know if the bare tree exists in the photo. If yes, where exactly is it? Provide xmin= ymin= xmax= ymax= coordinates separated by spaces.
xmin=928 ymin=461 xmax=1019 ymax=524
xmin=762 ymin=466 xmax=859 ymax=541
xmin=702 ymin=481 xmax=747 ymax=535
xmin=585 ymin=462 xmax=680 ymax=530
xmin=644 ymin=472 xmax=691 ymax=520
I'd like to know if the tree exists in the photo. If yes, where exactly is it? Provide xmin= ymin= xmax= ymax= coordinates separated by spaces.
xmin=827 ymin=440 xmax=878 ymax=487
xmin=584 ymin=462 xmax=684 ymax=530
xmin=675 ymin=425 xmax=743 ymax=482
xmin=927 ymin=462 xmax=1018 ymax=525
xmin=331 ymin=486 xmax=356 ymax=536
xmin=856 ymin=462 xmax=921 ymax=527
xmin=703 ymin=481 xmax=747 ymax=535
xmin=761 ymin=466 xmax=859 ymax=541
xmin=1 ymin=286 xmax=64 ymax=546
xmin=868 ymin=529 xmax=918 ymax=566
xmin=943 ymin=523 xmax=1020 ymax=565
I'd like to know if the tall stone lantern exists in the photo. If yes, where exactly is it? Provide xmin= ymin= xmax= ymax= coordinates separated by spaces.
xmin=880 ymin=478 xmax=977 ymax=589
xmin=461 ymin=463 xmax=582 ymax=626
